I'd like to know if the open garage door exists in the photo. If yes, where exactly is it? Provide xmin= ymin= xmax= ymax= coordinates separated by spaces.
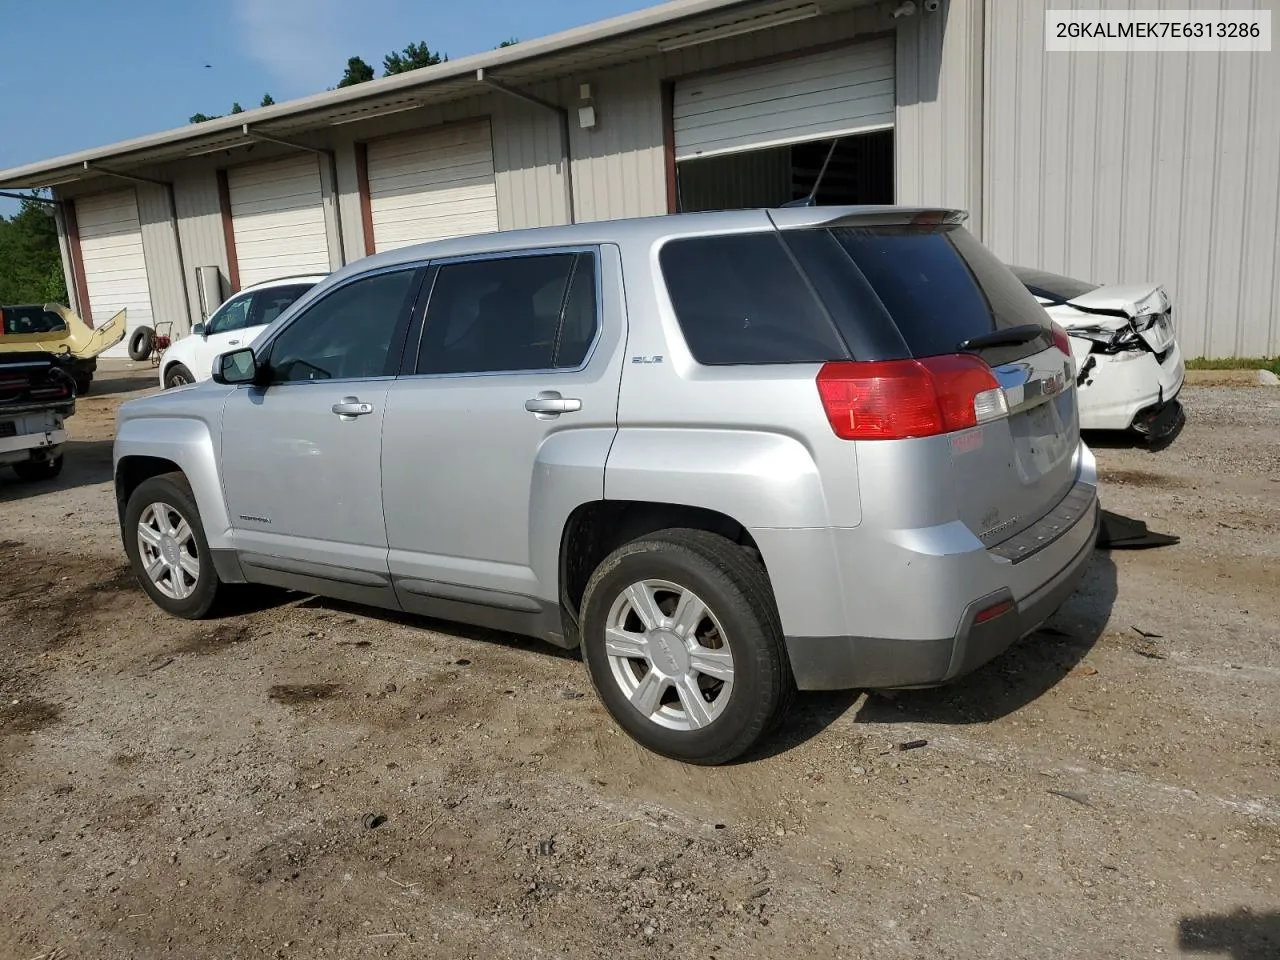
xmin=673 ymin=39 xmax=895 ymax=160
xmin=228 ymin=154 xmax=331 ymax=288
xmin=74 ymin=188 xmax=154 ymax=358
xmin=673 ymin=39 xmax=895 ymax=213
xmin=366 ymin=120 xmax=499 ymax=252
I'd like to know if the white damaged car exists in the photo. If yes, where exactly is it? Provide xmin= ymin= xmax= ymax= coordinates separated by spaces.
xmin=1010 ymin=266 xmax=1186 ymax=443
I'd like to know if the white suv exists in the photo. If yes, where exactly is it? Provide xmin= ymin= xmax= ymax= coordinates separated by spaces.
xmin=159 ymin=275 xmax=323 ymax=388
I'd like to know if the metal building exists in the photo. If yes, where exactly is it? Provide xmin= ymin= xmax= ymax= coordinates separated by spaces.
xmin=1 ymin=0 xmax=1275 ymax=357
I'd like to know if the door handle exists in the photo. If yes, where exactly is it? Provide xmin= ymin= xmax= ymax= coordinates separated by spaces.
xmin=524 ymin=391 xmax=582 ymax=417
xmin=228 ymin=339 xmax=241 ymax=346
xmin=332 ymin=397 xmax=375 ymax=420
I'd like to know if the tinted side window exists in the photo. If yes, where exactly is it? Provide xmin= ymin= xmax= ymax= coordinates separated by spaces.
xmin=416 ymin=252 xmax=597 ymax=375
xmin=268 ymin=270 xmax=419 ymax=383
xmin=659 ymin=233 xmax=847 ymax=365
xmin=249 ymin=284 xmax=314 ymax=328
xmin=206 ymin=295 xmax=251 ymax=335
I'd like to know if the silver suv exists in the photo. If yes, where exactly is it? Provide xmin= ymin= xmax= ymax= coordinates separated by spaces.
xmin=114 ymin=207 xmax=1098 ymax=764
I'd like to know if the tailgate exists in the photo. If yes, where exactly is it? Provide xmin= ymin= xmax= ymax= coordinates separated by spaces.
xmin=954 ymin=346 xmax=1079 ymax=545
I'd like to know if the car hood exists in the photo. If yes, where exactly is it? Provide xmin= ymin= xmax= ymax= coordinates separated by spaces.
xmin=1060 ymin=284 xmax=1168 ymax=321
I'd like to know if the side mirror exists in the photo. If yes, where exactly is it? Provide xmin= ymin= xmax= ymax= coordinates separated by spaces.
xmin=192 ymin=322 xmax=206 ymax=337
xmin=211 ymin=347 xmax=263 ymax=386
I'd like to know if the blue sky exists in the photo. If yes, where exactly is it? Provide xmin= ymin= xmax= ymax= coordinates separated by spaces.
xmin=0 ymin=0 xmax=653 ymax=215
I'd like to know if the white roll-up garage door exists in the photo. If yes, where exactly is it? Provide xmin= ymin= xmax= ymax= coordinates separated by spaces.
xmin=75 ymin=188 xmax=154 ymax=357
xmin=228 ymin=154 xmax=331 ymax=287
xmin=366 ymin=120 xmax=499 ymax=252
xmin=674 ymin=39 xmax=895 ymax=160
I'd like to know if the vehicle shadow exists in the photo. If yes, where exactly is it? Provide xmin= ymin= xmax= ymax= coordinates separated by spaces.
xmin=1179 ymin=908 xmax=1280 ymax=960
xmin=1083 ymin=418 xmax=1184 ymax=452
xmin=211 ymin=592 xmax=583 ymax=662
xmin=0 ymin=439 xmax=115 ymax=502
xmin=86 ymin=373 xmax=159 ymax=398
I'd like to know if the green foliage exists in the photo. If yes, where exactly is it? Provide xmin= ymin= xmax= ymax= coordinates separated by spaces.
xmin=260 ymin=93 xmax=275 ymax=107
xmin=383 ymin=41 xmax=446 ymax=75
xmin=498 ymin=38 xmax=519 ymax=47
xmin=338 ymin=56 xmax=376 ymax=87
xmin=231 ymin=102 xmax=244 ymax=114
xmin=189 ymin=111 xmax=216 ymax=123
xmin=1186 ymin=356 xmax=1280 ymax=375
xmin=0 ymin=195 xmax=68 ymax=305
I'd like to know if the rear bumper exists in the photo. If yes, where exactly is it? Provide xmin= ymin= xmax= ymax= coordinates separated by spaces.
xmin=1077 ymin=339 xmax=1185 ymax=432
xmin=782 ymin=482 xmax=1100 ymax=691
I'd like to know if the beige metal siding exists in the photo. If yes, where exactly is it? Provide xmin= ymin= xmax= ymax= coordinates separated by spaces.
xmin=984 ymin=0 xmax=1280 ymax=357
xmin=74 ymin=189 xmax=155 ymax=357
xmin=491 ymin=86 xmax=570 ymax=230
xmin=673 ymin=39 xmax=895 ymax=160
xmin=135 ymin=183 xmax=190 ymax=335
xmin=173 ymin=169 xmax=230 ymax=322
xmin=366 ymin=121 xmax=500 ymax=250
xmin=895 ymin=0 xmax=985 ymax=236
xmin=227 ymin=154 xmax=331 ymax=286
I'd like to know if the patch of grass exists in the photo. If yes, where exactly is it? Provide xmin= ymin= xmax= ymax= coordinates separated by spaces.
xmin=1186 ymin=356 xmax=1280 ymax=375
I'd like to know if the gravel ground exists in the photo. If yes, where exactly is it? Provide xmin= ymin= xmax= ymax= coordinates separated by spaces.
xmin=1 ymin=363 xmax=1277 ymax=960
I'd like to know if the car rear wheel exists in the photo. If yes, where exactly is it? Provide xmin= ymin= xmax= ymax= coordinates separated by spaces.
xmin=164 ymin=363 xmax=194 ymax=389
xmin=123 ymin=472 xmax=223 ymax=618
xmin=580 ymin=528 xmax=794 ymax=765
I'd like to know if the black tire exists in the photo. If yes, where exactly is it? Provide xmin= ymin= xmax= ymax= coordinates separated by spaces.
xmin=74 ymin=374 xmax=92 ymax=396
xmin=122 ymin=472 xmax=223 ymax=619
xmin=580 ymin=528 xmax=795 ymax=765
xmin=164 ymin=363 xmax=195 ymax=389
xmin=12 ymin=455 xmax=63 ymax=483
xmin=128 ymin=326 xmax=155 ymax=361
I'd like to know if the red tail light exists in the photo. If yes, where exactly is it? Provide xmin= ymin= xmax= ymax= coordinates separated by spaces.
xmin=1051 ymin=321 xmax=1072 ymax=357
xmin=816 ymin=354 xmax=1008 ymax=441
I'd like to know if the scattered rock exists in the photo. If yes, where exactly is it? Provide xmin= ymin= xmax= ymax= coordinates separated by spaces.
xmin=1071 ymin=664 xmax=1098 ymax=677
xmin=361 ymin=813 xmax=388 ymax=830
xmin=1047 ymin=789 xmax=1092 ymax=807
xmin=538 ymin=839 xmax=555 ymax=856
xmin=896 ymin=739 xmax=928 ymax=752
xmin=454 ymin=659 xmax=472 ymax=667
xmin=1257 ymin=368 xmax=1279 ymax=386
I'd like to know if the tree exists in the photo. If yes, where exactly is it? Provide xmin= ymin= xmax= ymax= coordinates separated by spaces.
xmin=231 ymin=102 xmax=244 ymax=114
xmin=498 ymin=38 xmax=519 ymax=48
xmin=260 ymin=93 xmax=275 ymax=107
xmin=189 ymin=112 xmax=216 ymax=123
xmin=383 ymin=41 xmax=445 ymax=75
xmin=338 ymin=56 xmax=375 ymax=87
xmin=0 ymin=195 xmax=68 ymax=305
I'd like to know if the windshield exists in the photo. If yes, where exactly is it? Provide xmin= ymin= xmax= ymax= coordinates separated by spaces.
xmin=1008 ymin=265 xmax=1099 ymax=303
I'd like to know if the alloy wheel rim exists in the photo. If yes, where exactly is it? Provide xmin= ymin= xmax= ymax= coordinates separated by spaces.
xmin=137 ymin=502 xmax=200 ymax=600
xmin=604 ymin=579 xmax=734 ymax=732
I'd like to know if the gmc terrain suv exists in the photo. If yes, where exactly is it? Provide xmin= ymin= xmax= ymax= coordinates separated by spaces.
xmin=114 ymin=207 xmax=1099 ymax=764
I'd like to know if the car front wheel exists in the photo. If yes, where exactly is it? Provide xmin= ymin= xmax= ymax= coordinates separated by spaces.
xmin=164 ymin=363 xmax=194 ymax=389
xmin=580 ymin=528 xmax=794 ymax=765
xmin=123 ymin=472 xmax=223 ymax=618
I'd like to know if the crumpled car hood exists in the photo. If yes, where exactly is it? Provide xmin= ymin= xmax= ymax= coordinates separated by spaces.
xmin=1061 ymin=284 xmax=1168 ymax=321
xmin=1054 ymin=284 xmax=1175 ymax=354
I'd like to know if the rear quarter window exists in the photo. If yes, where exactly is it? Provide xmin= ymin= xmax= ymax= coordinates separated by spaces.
xmin=659 ymin=232 xmax=848 ymax=365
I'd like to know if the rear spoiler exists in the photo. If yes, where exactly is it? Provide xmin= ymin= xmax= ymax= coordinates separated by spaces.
xmin=768 ymin=206 xmax=969 ymax=230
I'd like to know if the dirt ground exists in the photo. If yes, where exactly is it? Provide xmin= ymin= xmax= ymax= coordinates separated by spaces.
xmin=1 ymin=361 xmax=1276 ymax=960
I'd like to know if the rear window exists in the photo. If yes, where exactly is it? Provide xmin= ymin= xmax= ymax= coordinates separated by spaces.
xmin=1008 ymin=265 xmax=1098 ymax=303
xmin=658 ymin=232 xmax=847 ymax=365
xmin=660 ymin=224 xmax=1055 ymax=367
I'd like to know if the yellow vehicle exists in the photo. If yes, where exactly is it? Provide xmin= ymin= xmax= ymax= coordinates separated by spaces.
xmin=0 ymin=303 xmax=127 ymax=395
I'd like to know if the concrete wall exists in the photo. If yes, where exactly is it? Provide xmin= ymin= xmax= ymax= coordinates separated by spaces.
xmin=983 ymin=0 xmax=1280 ymax=357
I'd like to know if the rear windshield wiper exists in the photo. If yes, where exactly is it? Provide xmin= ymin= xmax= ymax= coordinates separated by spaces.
xmin=958 ymin=324 xmax=1045 ymax=352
